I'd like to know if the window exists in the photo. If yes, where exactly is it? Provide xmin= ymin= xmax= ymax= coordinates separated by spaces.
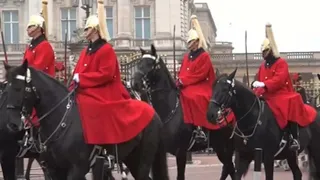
xmin=2 ymin=11 xmax=19 ymax=43
xmin=134 ymin=7 xmax=150 ymax=39
xmin=106 ymin=7 xmax=113 ymax=39
xmin=61 ymin=8 xmax=77 ymax=41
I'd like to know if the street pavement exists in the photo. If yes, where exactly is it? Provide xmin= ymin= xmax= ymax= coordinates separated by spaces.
xmin=0 ymin=154 xmax=310 ymax=179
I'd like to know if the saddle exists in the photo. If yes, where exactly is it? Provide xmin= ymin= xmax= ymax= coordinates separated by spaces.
xmin=254 ymin=98 xmax=309 ymax=157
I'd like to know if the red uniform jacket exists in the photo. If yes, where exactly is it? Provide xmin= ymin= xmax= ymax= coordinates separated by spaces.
xmin=23 ymin=34 xmax=55 ymax=127
xmin=256 ymin=58 xmax=316 ymax=129
xmin=72 ymin=39 xmax=155 ymax=144
xmin=23 ymin=35 xmax=55 ymax=77
xmin=178 ymin=48 xmax=234 ymax=130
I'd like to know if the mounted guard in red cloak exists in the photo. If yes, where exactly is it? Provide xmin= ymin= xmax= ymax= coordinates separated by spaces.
xmin=24 ymin=0 xmax=55 ymax=127
xmin=177 ymin=15 xmax=234 ymax=139
xmin=71 ymin=0 xmax=155 ymax=144
xmin=253 ymin=23 xmax=317 ymax=151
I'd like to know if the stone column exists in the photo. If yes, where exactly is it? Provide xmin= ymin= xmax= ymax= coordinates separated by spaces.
xmin=154 ymin=0 xmax=171 ymax=38
xmin=117 ymin=0 xmax=131 ymax=38
xmin=28 ymin=0 xmax=41 ymax=17
xmin=47 ymin=0 xmax=53 ymax=37
xmin=113 ymin=0 xmax=132 ymax=48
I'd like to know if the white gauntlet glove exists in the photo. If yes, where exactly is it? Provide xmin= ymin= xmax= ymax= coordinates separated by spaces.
xmin=73 ymin=73 xmax=80 ymax=83
xmin=252 ymin=81 xmax=265 ymax=88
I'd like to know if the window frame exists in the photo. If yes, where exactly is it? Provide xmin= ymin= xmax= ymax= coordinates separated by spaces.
xmin=60 ymin=8 xmax=77 ymax=41
xmin=134 ymin=6 xmax=151 ymax=39
xmin=2 ymin=10 xmax=19 ymax=44
xmin=105 ymin=6 xmax=114 ymax=39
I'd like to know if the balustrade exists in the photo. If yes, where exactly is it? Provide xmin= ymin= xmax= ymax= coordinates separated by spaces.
xmin=1 ymin=41 xmax=318 ymax=62
xmin=0 ymin=42 xmax=65 ymax=52
xmin=211 ymin=52 xmax=320 ymax=62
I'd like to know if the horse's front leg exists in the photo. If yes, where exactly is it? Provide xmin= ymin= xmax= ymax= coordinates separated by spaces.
xmin=263 ymin=153 xmax=275 ymax=180
xmin=234 ymin=151 xmax=253 ymax=180
xmin=286 ymin=152 xmax=302 ymax=180
xmin=176 ymin=149 xmax=187 ymax=180
xmin=215 ymin=146 xmax=234 ymax=180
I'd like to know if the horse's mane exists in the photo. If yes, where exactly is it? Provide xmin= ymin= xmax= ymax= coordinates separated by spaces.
xmin=158 ymin=57 xmax=176 ymax=88
xmin=5 ymin=65 xmax=68 ymax=92
xmin=29 ymin=67 xmax=68 ymax=92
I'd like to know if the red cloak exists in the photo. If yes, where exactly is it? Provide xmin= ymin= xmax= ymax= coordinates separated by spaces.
xmin=178 ymin=49 xmax=234 ymax=130
xmin=72 ymin=40 xmax=155 ymax=144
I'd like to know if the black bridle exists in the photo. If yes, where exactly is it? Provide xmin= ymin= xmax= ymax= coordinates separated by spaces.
xmin=6 ymin=69 xmax=76 ymax=153
xmin=135 ymin=54 xmax=179 ymax=124
xmin=210 ymin=78 xmax=262 ymax=144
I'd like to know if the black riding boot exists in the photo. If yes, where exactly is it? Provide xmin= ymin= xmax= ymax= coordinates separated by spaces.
xmin=288 ymin=122 xmax=300 ymax=151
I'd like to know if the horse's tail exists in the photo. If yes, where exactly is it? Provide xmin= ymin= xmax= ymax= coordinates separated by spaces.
xmin=152 ymin=137 xmax=169 ymax=180
xmin=307 ymin=148 xmax=320 ymax=179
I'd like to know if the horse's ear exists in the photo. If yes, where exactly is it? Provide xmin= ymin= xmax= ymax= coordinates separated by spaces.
xmin=228 ymin=68 xmax=237 ymax=80
xmin=140 ymin=47 xmax=146 ymax=55
xmin=215 ymin=68 xmax=221 ymax=77
xmin=3 ymin=61 xmax=12 ymax=71
xmin=150 ymin=44 xmax=157 ymax=56
xmin=22 ymin=59 xmax=28 ymax=71
xmin=317 ymin=74 xmax=320 ymax=80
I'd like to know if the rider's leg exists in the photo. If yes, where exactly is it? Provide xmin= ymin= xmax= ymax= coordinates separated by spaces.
xmin=288 ymin=121 xmax=300 ymax=151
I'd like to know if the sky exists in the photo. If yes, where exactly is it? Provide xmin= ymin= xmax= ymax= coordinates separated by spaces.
xmin=194 ymin=0 xmax=320 ymax=53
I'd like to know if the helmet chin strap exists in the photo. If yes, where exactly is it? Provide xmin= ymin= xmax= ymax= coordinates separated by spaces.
xmin=263 ymin=48 xmax=272 ymax=59
xmin=29 ymin=27 xmax=42 ymax=39
xmin=85 ymin=28 xmax=97 ymax=41
xmin=188 ymin=39 xmax=198 ymax=51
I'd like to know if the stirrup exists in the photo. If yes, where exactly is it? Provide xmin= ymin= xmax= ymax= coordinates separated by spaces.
xmin=289 ymin=139 xmax=300 ymax=151
xmin=193 ymin=128 xmax=207 ymax=141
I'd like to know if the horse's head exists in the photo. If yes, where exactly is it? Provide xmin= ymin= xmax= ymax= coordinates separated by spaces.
xmin=207 ymin=68 xmax=237 ymax=124
xmin=4 ymin=60 xmax=39 ymax=133
xmin=132 ymin=44 xmax=171 ymax=92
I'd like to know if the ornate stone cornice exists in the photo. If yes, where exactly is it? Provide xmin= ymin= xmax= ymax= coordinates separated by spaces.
xmin=106 ymin=0 xmax=117 ymax=5
xmin=13 ymin=0 xmax=24 ymax=6
xmin=131 ymin=0 xmax=154 ymax=5
xmin=0 ymin=0 xmax=7 ymax=7
xmin=53 ymin=0 xmax=64 ymax=5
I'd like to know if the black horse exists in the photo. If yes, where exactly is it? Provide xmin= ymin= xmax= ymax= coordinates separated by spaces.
xmin=206 ymin=69 xmax=320 ymax=180
xmin=132 ymin=44 xmax=235 ymax=180
xmin=4 ymin=61 xmax=169 ymax=180
xmin=0 ymin=81 xmax=19 ymax=180
xmin=0 ymin=81 xmax=50 ymax=180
